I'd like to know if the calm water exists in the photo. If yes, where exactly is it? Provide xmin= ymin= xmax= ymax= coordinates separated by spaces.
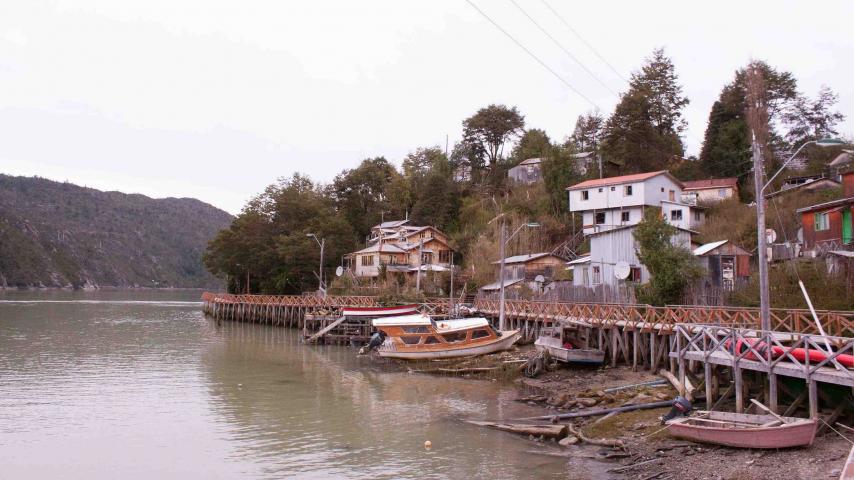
xmin=0 ymin=290 xmax=596 ymax=479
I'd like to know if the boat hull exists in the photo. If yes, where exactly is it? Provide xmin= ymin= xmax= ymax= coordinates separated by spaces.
xmin=534 ymin=336 xmax=605 ymax=365
xmin=841 ymin=445 xmax=854 ymax=480
xmin=667 ymin=412 xmax=818 ymax=449
xmin=377 ymin=330 xmax=521 ymax=360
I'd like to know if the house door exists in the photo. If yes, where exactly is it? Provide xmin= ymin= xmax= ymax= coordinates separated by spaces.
xmin=843 ymin=208 xmax=852 ymax=244
xmin=721 ymin=256 xmax=735 ymax=290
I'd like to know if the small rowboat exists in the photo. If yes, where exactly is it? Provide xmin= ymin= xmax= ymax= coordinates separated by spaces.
xmin=666 ymin=410 xmax=818 ymax=449
xmin=534 ymin=335 xmax=605 ymax=365
xmin=367 ymin=314 xmax=520 ymax=360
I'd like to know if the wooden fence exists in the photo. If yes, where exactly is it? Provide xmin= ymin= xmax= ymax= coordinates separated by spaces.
xmin=200 ymin=293 xmax=854 ymax=337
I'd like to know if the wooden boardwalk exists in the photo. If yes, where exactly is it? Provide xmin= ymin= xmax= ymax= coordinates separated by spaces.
xmin=201 ymin=292 xmax=853 ymax=418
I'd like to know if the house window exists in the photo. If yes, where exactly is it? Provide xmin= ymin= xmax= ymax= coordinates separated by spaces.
xmin=621 ymin=211 xmax=630 ymax=222
xmin=610 ymin=186 xmax=615 ymax=191
xmin=421 ymin=252 xmax=433 ymax=264
xmin=624 ymin=185 xmax=633 ymax=196
xmin=581 ymin=190 xmax=589 ymax=201
xmin=592 ymin=266 xmax=601 ymax=284
xmin=595 ymin=212 xmax=606 ymax=225
xmin=439 ymin=250 xmax=451 ymax=264
xmin=815 ymin=212 xmax=830 ymax=231
xmin=582 ymin=267 xmax=589 ymax=285
xmin=669 ymin=190 xmax=676 ymax=201
xmin=598 ymin=188 xmax=603 ymax=192
xmin=661 ymin=187 xmax=665 ymax=192
xmin=630 ymin=267 xmax=642 ymax=282
xmin=361 ymin=255 xmax=374 ymax=266
xmin=694 ymin=211 xmax=701 ymax=222
xmin=671 ymin=210 xmax=683 ymax=221
xmin=718 ymin=188 xmax=727 ymax=198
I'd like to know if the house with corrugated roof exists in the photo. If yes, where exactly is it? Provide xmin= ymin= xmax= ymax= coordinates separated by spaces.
xmin=508 ymin=158 xmax=543 ymax=184
xmin=796 ymin=171 xmax=854 ymax=256
xmin=681 ymin=178 xmax=739 ymax=203
xmin=566 ymin=170 xmax=704 ymax=235
xmin=692 ymin=240 xmax=751 ymax=290
xmin=348 ymin=220 xmax=454 ymax=278
xmin=480 ymin=252 xmax=566 ymax=294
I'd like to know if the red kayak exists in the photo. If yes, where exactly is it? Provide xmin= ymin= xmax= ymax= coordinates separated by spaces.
xmin=727 ymin=338 xmax=854 ymax=368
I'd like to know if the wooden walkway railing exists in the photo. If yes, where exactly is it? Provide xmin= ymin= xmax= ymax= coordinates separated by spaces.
xmin=200 ymin=293 xmax=854 ymax=337
xmin=472 ymin=299 xmax=854 ymax=338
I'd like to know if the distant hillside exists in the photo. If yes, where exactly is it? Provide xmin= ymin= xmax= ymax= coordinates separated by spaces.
xmin=0 ymin=174 xmax=233 ymax=289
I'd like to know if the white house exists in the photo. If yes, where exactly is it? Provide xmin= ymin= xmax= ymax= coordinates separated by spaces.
xmin=566 ymin=170 xmax=704 ymax=235
xmin=681 ymin=178 xmax=739 ymax=203
xmin=572 ymin=224 xmax=694 ymax=287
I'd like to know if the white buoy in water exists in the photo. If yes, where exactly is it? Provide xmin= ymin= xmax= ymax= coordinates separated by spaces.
xmin=424 ymin=440 xmax=432 ymax=450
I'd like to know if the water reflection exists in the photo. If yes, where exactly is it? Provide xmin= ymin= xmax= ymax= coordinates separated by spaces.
xmin=0 ymin=291 xmax=583 ymax=479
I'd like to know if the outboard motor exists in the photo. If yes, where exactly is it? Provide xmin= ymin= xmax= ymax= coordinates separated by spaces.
xmin=358 ymin=331 xmax=386 ymax=355
xmin=661 ymin=396 xmax=693 ymax=423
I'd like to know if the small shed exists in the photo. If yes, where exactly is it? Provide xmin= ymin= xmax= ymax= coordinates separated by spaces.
xmin=508 ymin=158 xmax=542 ymax=184
xmin=693 ymin=240 xmax=751 ymax=290
xmin=492 ymin=252 xmax=566 ymax=282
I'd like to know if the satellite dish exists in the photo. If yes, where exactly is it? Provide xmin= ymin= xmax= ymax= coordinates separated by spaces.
xmin=797 ymin=227 xmax=803 ymax=243
xmin=534 ymin=275 xmax=545 ymax=283
xmin=335 ymin=266 xmax=344 ymax=277
xmin=614 ymin=261 xmax=631 ymax=280
xmin=766 ymin=228 xmax=777 ymax=244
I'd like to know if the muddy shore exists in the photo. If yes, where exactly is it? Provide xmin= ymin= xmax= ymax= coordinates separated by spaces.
xmin=413 ymin=349 xmax=852 ymax=479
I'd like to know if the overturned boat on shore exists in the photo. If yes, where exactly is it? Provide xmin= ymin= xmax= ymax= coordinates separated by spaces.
xmin=361 ymin=314 xmax=520 ymax=360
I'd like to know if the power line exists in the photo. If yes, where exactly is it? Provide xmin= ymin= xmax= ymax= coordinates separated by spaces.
xmin=464 ymin=0 xmax=599 ymax=109
xmin=539 ymin=0 xmax=628 ymax=84
xmin=507 ymin=0 xmax=619 ymax=97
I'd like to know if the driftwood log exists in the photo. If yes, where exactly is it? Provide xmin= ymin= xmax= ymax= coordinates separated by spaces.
xmin=464 ymin=420 xmax=568 ymax=439
xmin=568 ymin=423 xmax=624 ymax=448
xmin=513 ymin=399 xmax=675 ymax=422
xmin=659 ymin=369 xmax=694 ymax=400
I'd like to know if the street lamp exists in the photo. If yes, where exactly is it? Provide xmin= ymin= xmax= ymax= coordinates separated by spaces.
xmin=753 ymin=137 xmax=845 ymax=331
xmin=306 ymin=233 xmax=326 ymax=297
xmin=498 ymin=222 xmax=540 ymax=331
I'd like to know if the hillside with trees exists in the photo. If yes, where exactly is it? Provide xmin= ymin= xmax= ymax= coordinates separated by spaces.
xmin=204 ymin=50 xmax=848 ymax=306
xmin=0 ymin=174 xmax=233 ymax=289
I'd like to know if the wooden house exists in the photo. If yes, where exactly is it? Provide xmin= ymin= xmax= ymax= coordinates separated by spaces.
xmin=348 ymin=220 xmax=454 ymax=278
xmin=692 ymin=240 xmax=751 ymax=290
xmin=507 ymin=158 xmax=543 ymax=184
xmin=480 ymin=253 xmax=566 ymax=295
xmin=681 ymin=178 xmax=739 ymax=203
xmin=796 ymin=171 xmax=854 ymax=255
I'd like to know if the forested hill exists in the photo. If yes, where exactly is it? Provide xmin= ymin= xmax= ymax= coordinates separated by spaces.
xmin=0 ymin=174 xmax=233 ymax=289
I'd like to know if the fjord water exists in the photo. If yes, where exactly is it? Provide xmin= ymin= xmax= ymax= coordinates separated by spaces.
xmin=0 ymin=291 xmax=575 ymax=479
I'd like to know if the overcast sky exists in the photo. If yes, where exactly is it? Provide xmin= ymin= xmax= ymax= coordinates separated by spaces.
xmin=1 ymin=1 xmax=852 ymax=214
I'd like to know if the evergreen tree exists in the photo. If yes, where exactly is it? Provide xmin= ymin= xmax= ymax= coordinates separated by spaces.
xmin=569 ymin=111 xmax=603 ymax=152
xmin=511 ymin=128 xmax=552 ymax=163
xmin=600 ymin=48 xmax=688 ymax=173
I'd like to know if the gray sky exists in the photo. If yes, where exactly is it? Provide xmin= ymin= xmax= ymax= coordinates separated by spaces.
xmin=2 ymin=1 xmax=852 ymax=214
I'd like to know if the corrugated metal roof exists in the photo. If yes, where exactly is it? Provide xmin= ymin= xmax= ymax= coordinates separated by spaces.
xmin=480 ymin=278 xmax=525 ymax=291
xmin=491 ymin=252 xmax=555 ymax=265
xmin=566 ymin=170 xmax=674 ymax=190
xmin=354 ymin=243 xmax=406 ymax=254
xmin=795 ymin=196 xmax=854 ymax=213
xmin=567 ymin=255 xmax=591 ymax=265
xmin=373 ymin=220 xmax=409 ymax=229
xmin=828 ymin=250 xmax=854 ymax=258
xmin=518 ymin=157 xmax=542 ymax=166
xmin=682 ymin=178 xmax=738 ymax=190
xmin=693 ymin=240 xmax=728 ymax=256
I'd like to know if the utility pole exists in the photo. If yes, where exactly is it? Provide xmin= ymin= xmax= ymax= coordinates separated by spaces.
xmin=497 ymin=222 xmax=507 ymax=330
xmin=752 ymin=135 xmax=770 ymax=331
xmin=416 ymin=237 xmax=423 ymax=294
xmin=449 ymin=252 xmax=455 ymax=316
xmin=745 ymin=63 xmax=770 ymax=331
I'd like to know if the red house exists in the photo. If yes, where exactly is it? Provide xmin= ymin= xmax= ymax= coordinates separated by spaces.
xmin=797 ymin=171 xmax=854 ymax=253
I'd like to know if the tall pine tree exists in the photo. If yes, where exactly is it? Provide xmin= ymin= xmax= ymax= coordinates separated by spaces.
xmin=600 ymin=48 xmax=688 ymax=173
